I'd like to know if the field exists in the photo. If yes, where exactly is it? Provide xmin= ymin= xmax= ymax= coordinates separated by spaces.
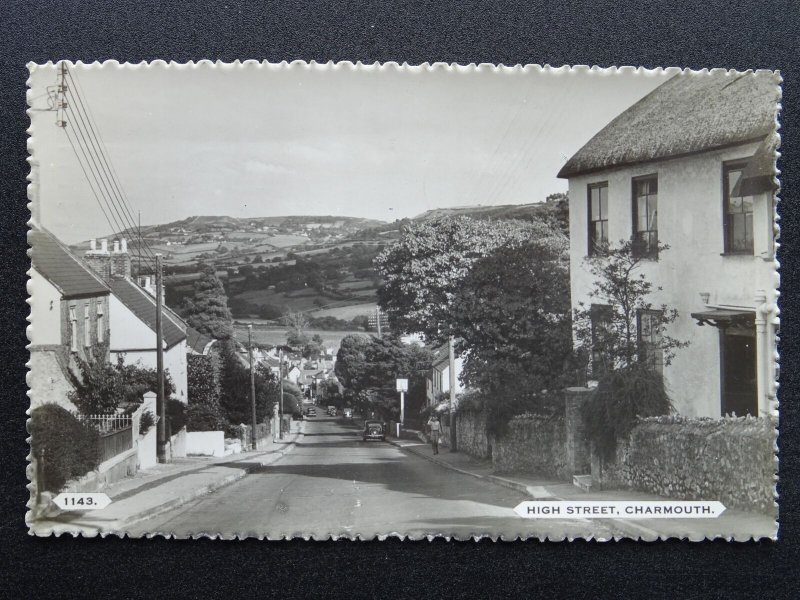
xmin=233 ymin=325 xmax=370 ymax=352
xmin=308 ymin=302 xmax=378 ymax=320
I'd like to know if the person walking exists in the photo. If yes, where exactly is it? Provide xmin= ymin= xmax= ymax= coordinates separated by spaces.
xmin=427 ymin=414 xmax=441 ymax=455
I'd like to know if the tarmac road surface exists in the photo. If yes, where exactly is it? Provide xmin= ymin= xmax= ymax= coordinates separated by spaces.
xmin=129 ymin=416 xmax=616 ymax=540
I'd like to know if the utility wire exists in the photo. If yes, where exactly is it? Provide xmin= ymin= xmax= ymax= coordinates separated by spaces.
xmin=64 ymin=100 xmax=156 ymax=273
xmin=64 ymin=86 xmax=159 ymax=268
xmin=66 ymin=70 xmax=148 ymax=240
xmin=59 ymin=66 xmax=160 ymax=272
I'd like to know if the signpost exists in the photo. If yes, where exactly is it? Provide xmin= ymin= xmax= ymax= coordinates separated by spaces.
xmin=396 ymin=378 xmax=408 ymax=427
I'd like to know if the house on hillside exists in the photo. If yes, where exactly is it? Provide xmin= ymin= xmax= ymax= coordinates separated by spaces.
xmin=82 ymin=237 xmax=189 ymax=404
xmin=28 ymin=228 xmax=112 ymax=411
xmin=425 ymin=343 xmax=465 ymax=408
xmin=558 ymin=71 xmax=780 ymax=418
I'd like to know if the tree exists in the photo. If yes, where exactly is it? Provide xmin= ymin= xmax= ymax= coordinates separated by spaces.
xmin=283 ymin=310 xmax=310 ymax=348
xmin=180 ymin=264 xmax=234 ymax=339
xmin=186 ymin=353 xmax=226 ymax=431
xmin=67 ymin=347 xmax=176 ymax=415
xmin=217 ymin=340 xmax=280 ymax=426
xmin=573 ymin=240 xmax=688 ymax=374
xmin=573 ymin=240 xmax=690 ymax=459
xmin=335 ymin=334 xmax=432 ymax=419
xmin=374 ymin=216 xmax=560 ymax=343
xmin=449 ymin=237 xmax=573 ymax=427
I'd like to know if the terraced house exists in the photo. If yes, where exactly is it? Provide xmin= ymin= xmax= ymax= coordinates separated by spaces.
xmin=559 ymin=71 xmax=780 ymax=418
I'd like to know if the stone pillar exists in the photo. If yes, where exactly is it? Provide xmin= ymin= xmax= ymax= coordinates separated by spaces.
xmin=564 ymin=387 xmax=592 ymax=476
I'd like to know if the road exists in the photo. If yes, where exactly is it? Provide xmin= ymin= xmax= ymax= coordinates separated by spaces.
xmin=129 ymin=416 xmax=616 ymax=539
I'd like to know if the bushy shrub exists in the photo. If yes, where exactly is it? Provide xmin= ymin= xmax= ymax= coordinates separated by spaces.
xmin=186 ymin=403 xmax=226 ymax=432
xmin=583 ymin=364 xmax=673 ymax=460
xmin=139 ymin=410 xmax=156 ymax=436
xmin=30 ymin=403 xmax=100 ymax=493
xmin=166 ymin=399 xmax=188 ymax=435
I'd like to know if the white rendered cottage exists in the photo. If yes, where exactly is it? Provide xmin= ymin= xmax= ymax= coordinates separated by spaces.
xmin=558 ymin=71 xmax=780 ymax=418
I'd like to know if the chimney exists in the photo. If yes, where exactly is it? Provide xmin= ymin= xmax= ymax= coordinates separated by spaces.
xmin=138 ymin=275 xmax=155 ymax=298
xmin=110 ymin=238 xmax=131 ymax=279
xmin=84 ymin=236 xmax=131 ymax=281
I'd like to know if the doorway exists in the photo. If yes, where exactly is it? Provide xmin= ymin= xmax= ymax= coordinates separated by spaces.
xmin=720 ymin=326 xmax=757 ymax=416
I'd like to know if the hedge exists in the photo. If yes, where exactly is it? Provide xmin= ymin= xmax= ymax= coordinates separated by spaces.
xmin=29 ymin=403 xmax=100 ymax=493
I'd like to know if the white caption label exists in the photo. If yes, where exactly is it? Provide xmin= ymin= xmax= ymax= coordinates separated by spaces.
xmin=514 ymin=501 xmax=726 ymax=519
xmin=52 ymin=493 xmax=112 ymax=511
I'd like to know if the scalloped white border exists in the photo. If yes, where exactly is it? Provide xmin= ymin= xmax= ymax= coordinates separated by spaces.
xmin=25 ymin=61 xmax=782 ymax=542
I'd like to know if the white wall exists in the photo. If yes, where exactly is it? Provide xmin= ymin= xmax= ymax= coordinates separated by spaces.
xmin=567 ymin=142 xmax=777 ymax=418
xmin=109 ymin=295 xmax=188 ymax=403
xmin=108 ymin=295 xmax=157 ymax=351
xmin=186 ymin=431 xmax=226 ymax=457
xmin=28 ymin=270 xmax=62 ymax=345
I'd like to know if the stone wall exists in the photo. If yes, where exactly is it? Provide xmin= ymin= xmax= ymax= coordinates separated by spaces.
xmin=491 ymin=416 xmax=569 ymax=479
xmin=455 ymin=412 xmax=491 ymax=459
xmin=592 ymin=415 xmax=776 ymax=514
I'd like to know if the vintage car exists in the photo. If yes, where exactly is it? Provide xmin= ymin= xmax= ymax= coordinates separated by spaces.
xmin=362 ymin=420 xmax=385 ymax=442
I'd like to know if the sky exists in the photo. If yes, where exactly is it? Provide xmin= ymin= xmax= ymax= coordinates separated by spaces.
xmin=28 ymin=62 xmax=671 ymax=243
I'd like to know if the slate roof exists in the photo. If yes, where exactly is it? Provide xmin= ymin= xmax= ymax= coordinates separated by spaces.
xmin=186 ymin=326 xmax=215 ymax=355
xmin=110 ymin=278 xmax=187 ymax=349
xmin=29 ymin=228 xmax=110 ymax=298
xmin=558 ymin=71 xmax=781 ymax=179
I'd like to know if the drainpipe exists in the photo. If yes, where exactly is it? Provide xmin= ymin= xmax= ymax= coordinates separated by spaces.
xmin=755 ymin=290 xmax=777 ymax=416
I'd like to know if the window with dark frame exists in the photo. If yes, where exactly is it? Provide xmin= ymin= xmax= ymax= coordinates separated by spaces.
xmin=637 ymin=309 xmax=664 ymax=374
xmin=97 ymin=300 xmax=105 ymax=344
xmin=590 ymin=303 xmax=613 ymax=376
xmin=69 ymin=305 xmax=77 ymax=352
xmin=632 ymin=175 xmax=658 ymax=258
xmin=723 ymin=160 xmax=755 ymax=254
xmin=588 ymin=182 xmax=608 ymax=256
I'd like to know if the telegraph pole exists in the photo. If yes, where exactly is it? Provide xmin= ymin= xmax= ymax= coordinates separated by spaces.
xmin=448 ymin=336 xmax=457 ymax=452
xmin=155 ymin=254 xmax=167 ymax=463
xmin=248 ymin=325 xmax=257 ymax=450
xmin=279 ymin=349 xmax=284 ymax=440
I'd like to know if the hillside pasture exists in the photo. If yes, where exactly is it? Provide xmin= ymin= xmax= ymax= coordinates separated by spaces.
xmin=233 ymin=324 xmax=370 ymax=352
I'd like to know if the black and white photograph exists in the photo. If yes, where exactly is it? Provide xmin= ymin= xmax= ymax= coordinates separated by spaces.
xmin=26 ymin=61 xmax=780 ymax=540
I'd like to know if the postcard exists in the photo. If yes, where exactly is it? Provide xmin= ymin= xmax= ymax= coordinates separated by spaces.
xmin=26 ymin=61 xmax=780 ymax=540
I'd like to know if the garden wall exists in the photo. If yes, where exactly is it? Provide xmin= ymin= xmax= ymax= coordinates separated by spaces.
xmin=592 ymin=416 xmax=776 ymax=514
xmin=491 ymin=416 xmax=569 ymax=479
xmin=455 ymin=412 xmax=491 ymax=459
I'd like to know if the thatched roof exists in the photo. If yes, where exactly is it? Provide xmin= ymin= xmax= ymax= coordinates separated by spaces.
xmin=558 ymin=71 xmax=780 ymax=179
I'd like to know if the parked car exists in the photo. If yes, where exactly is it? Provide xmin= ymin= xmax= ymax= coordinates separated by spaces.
xmin=343 ymin=408 xmax=353 ymax=419
xmin=362 ymin=420 xmax=385 ymax=442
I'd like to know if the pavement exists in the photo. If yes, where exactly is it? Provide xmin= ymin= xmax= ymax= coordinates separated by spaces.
xmin=29 ymin=417 xmax=777 ymax=540
xmin=386 ymin=432 xmax=778 ymax=541
xmin=29 ymin=423 xmax=305 ymax=537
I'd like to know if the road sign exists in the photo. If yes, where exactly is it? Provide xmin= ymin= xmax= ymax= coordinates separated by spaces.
xmin=396 ymin=378 xmax=408 ymax=392
xmin=52 ymin=492 xmax=112 ymax=511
